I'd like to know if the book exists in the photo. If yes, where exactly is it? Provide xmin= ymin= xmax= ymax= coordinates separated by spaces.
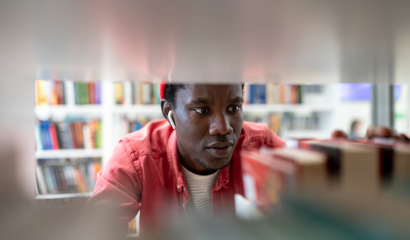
xmin=64 ymin=80 xmax=75 ymax=106
xmin=49 ymin=123 xmax=60 ymax=150
xmin=278 ymin=84 xmax=286 ymax=104
xmin=240 ymin=148 xmax=326 ymax=211
xmin=123 ymin=81 xmax=132 ymax=105
xmin=114 ymin=82 xmax=124 ymax=105
xmin=88 ymin=82 xmax=95 ymax=104
xmin=36 ymin=158 xmax=102 ymax=194
xmin=83 ymin=82 xmax=89 ymax=105
xmin=302 ymin=140 xmax=379 ymax=194
xmin=36 ymin=164 xmax=48 ymax=194
xmin=94 ymin=81 xmax=101 ymax=104
xmin=392 ymin=143 xmax=410 ymax=185
xmin=290 ymin=85 xmax=299 ymax=104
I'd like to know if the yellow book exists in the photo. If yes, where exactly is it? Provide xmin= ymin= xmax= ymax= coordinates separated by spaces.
xmin=36 ymin=80 xmax=48 ymax=105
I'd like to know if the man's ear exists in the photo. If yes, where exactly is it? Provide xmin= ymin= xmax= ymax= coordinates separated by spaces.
xmin=161 ymin=99 xmax=172 ymax=124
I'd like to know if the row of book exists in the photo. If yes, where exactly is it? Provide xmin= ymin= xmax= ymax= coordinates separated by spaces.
xmin=36 ymin=158 xmax=101 ymax=194
xmin=36 ymin=80 xmax=102 ymax=106
xmin=282 ymin=113 xmax=321 ymax=131
xmin=244 ymin=113 xmax=320 ymax=136
xmin=112 ymin=115 xmax=161 ymax=145
xmin=243 ymin=84 xmax=323 ymax=105
xmin=241 ymin=139 xmax=410 ymax=211
xmin=35 ymin=119 xmax=102 ymax=150
xmin=114 ymin=82 xmax=161 ymax=105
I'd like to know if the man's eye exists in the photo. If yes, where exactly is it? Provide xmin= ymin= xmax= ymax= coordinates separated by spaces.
xmin=228 ymin=105 xmax=241 ymax=112
xmin=194 ymin=108 xmax=209 ymax=114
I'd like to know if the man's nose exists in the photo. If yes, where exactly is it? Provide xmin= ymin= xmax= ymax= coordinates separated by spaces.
xmin=209 ymin=112 xmax=233 ymax=136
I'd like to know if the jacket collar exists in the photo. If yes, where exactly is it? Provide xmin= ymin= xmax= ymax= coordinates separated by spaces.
xmin=166 ymin=131 xmax=231 ymax=194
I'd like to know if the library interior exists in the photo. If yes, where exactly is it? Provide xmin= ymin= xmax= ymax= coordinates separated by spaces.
xmin=1 ymin=1 xmax=410 ymax=239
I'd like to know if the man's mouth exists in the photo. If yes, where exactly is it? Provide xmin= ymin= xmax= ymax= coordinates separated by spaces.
xmin=206 ymin=142 xmax=234 ymax=158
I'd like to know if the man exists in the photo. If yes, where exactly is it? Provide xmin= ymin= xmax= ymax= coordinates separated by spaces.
xmin=89 ymin=83 xmax=285 ymax=234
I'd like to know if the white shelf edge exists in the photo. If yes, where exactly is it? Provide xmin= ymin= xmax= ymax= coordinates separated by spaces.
xmin=281 ymin=130 xmax=330 ymax=139
xmin=36 ymin=192 xmax=93 ymax=199
xmin=35 ymin=149 xmax=103 ymax=158
xmin=112 ymin=105 xmax=162 ymax=114
xmin=243 ymin=104 xmax=334 ymax=113
xmin=35 ymin=105 xmax=103 ymax=115
xmin=35 ymin=104 xmax=333 ymax=115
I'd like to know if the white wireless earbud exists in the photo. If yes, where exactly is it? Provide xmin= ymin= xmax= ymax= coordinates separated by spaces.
xmin=168 ymin=110 xmax=176 ymax=129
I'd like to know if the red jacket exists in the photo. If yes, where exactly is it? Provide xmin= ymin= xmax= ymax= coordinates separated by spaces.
xmin=89 ymin=119 xmax=285 ymax=234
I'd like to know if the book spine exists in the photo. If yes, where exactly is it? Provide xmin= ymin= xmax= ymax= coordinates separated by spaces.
xmin=279 ymin=84 xmax=286 ymax=104
xmin=249 ymin=84 xmax=254 ymax=104
xmin=88 ymin=82 xmax=95 ymax=105
xmin=50 ymin=166 xmax=60 ymax=193
xmin=36 ymin=164 xmax=48 ymax=194
xmin=76 ymin=122 xmax=84 ymax=149
xmin=64 ymin=80 xmax=75 ymax=106
xmin=35 ymin=122 xmax=43 ymax=150
xmin=84 ymin=82 xmax=89 ymax=105
xmin=260 ymin=84 xmax=266 ymax=104
xmin=43 ymin=121 xmax=52 ymax=150
xmin=69 ymin=122 xmax=78 ymax=149
xmin=95 ymin=81 xmax=101 ymax=104
xmin=44 ymin=165 xmax=56 ymax=193
xmin=83 ymin=123 xmax=92 ymax=149
xmin=49 ymin=123 xmax=60 ymax=150
xmin=96 ymin=120 xmax=102 ymax=149
xmin=74 ymin=82 xmax=79 ymax=105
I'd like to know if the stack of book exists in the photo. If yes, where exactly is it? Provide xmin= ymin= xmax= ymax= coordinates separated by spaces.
xmin=35 ymin=119 xmax=102 ymax=150
xmin=36 ymin=80 xmax=101 ymax=106
xmin=240 ymin=139 xmax=410 ymax=239
xmin=241 ymin=140 xmax=410 ymax=210
xmin=36 ymin=158 xmax=101 ymax=195
xmin=114 ymin=82 xmax=161 ymax=105
xmin=244 ymin=83 xmax=321 ymax=105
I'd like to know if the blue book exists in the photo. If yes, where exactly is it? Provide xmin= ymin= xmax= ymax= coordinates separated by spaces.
xmin=257 ymin=84 xmax=266 ymax=104
xmin=35 ymin=123 xmax=43 ymax=150
xmin=95 ymin=81 xmax=101 ymax=104
xmin=40 ymin=121 xmax=52 ymax=150
xmin=135 ymin=121 xmax=142 ymax=131
xmin=249 ymin=84 xmax=255 ymax=104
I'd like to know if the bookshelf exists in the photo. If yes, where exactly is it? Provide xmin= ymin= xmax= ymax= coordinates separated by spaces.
xmin=34 ymin=80 xmax=339 ymax=199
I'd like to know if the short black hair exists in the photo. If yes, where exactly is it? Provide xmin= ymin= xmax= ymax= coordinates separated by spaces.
xmin=164 ymin=83 xmax=244 ymax=106
xmin=164 ymin=83 xmax=186 ymax=106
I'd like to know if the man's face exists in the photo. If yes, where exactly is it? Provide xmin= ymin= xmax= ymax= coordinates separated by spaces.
xmin=173 ymin=84 xmax=244 ymax=171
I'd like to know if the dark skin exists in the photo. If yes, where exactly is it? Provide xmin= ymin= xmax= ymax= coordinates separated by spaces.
xmin=161 ymin=84 xmax=244 ymax=175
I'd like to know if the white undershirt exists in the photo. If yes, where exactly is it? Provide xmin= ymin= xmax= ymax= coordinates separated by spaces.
xmin=181 ymin=165 xmax=220 ymax=218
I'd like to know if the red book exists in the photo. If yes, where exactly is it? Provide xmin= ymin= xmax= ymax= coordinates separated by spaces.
xmin=241 ymin=148 xmax=326 ymax=211
xmin=290 ymin=85 xmax=299 ymax=104
xmin=88 ymin=82 xmax=95 ymax=104
xmin=75 ymin=122 xmax=84 ymax=149
xmin=49 ymin=123 xmax=60 ymax=150
xmin=69 ymin=122 xmax=78 ymax=149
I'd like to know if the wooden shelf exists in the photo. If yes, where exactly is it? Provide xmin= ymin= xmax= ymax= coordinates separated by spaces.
xmin=36 ymin=192 xmax=93 ymax=199
xmin=35 ymin=149 xmax=103 ymax=159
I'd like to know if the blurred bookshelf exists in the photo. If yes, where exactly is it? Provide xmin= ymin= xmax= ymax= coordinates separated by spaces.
xmin=34 ymin=80 xmax=339 ymax=200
